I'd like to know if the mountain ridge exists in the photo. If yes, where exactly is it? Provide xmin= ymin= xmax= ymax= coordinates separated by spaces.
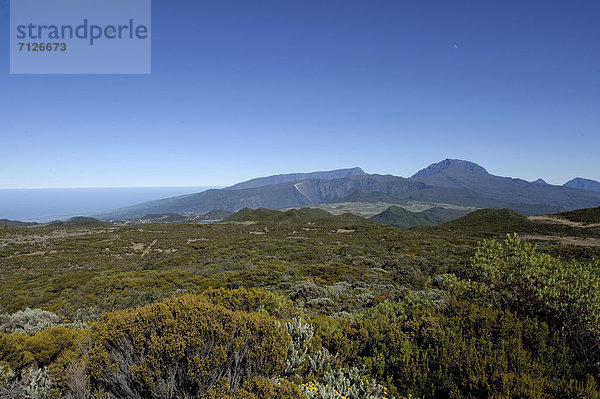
xmin=226 ymin=167 xmax=366 ymax=190
xmin=96 ymin=160 xmax=600 ymax=220
xmin=563 ymin=178 xmax=600 ymax=193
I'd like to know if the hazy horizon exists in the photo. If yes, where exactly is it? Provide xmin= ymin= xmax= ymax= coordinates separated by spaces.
xmin=0 ymin=186 xmax=216 ymax=221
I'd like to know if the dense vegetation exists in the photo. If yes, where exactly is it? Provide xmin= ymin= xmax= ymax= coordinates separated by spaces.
xmin=555 ymin=206 xmax=600 ymax=225
xmin=1 ymin=208 xmax=599 ymax=398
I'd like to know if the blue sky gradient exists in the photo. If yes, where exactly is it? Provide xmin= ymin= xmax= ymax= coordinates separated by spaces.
xmin=1 ymin=0 xmax=599 ymax=188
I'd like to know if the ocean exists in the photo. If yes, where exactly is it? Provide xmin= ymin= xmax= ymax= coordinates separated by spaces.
xmin=0 ymin=187 xmax=216 ymax=222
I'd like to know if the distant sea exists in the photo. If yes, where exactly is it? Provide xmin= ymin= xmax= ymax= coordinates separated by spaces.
xmin=0 ymin=187 xmax=218 ymax=222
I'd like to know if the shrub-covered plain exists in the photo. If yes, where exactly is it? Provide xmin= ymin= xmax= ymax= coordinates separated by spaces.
xmin=0 ymin=215 xmax=599 ymax=398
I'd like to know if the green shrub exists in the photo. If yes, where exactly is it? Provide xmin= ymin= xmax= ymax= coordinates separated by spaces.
xmin=199 ymin=287 xmax=296 ymax=319
xmin=87 ymin=293 xmax=290 ymax=399
xmin=462 ymin=234 xmax=600 ymax=371
xmin=0 ymin=327 xmax=84 ymax=374
xmin=312 ymin=298 xmax=599 ymax=398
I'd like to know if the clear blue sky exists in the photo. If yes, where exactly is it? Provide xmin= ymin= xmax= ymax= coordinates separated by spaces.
xmin=1 ymin=0 xmax=599 ymax=188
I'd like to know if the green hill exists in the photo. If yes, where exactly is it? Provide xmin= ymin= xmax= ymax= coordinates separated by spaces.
xmin=227 ymin=208 xmax=282 ymax=222
xmin=437 ymin=208 xmax=532 ymax=234
xmin=421 ymin=207 xmax=600 ymax=240
xmin=370 ymin=206 xmax=445 ymax=229
xmin=553 ymin=206 xmax=600 ymax=224
xmin=274 ymin=208 xmax=335 ymax=223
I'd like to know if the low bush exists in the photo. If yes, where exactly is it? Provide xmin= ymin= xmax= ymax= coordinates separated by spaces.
xmin=199 ymin=287 xmax=296 ymax=319
xmin=87 ymin=293 xmax=290 ymax=399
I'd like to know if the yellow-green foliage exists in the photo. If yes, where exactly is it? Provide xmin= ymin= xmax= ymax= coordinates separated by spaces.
xmin=199 ymin=287 xmax=296 ymax=319
xmin=464 ymin=234 xmax=600 ymax=370
xmin=87 ymin=293 xmax=290 ymax=399
xmin=0 ymin=327 xmax=87 ymax=389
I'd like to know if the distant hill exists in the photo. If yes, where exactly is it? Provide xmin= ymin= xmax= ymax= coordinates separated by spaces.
xmin=532 ymin=178 xmax=549 ymax=185
xmin=563 ymin=178 xmax=600 ymax=193
xmin=411 ymin=159 xmax=600 ymax=209
xmin=228 ymin=208 xmax=281 ymax=222
xmin=98 ymin=183 xmax=311 ymax=219
xmin=227 ymin=167 xmax=366 ymax=190
xmin=227 ymin=207 xmax=373 ymax=226
xmin=428 ymin=207 xmax=600 ymax=238
xmin=369 ymin=206 xmax=445 ymax=229
xmin=434 ymin=208 xmax=533 ymax=235
xmin=553 ymin=206 xmax=600 ymax=224
xmin=50 ymin=217 xmax=107 ymax=227
xmin=0 ymin=219 xmax=39 ymax=227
